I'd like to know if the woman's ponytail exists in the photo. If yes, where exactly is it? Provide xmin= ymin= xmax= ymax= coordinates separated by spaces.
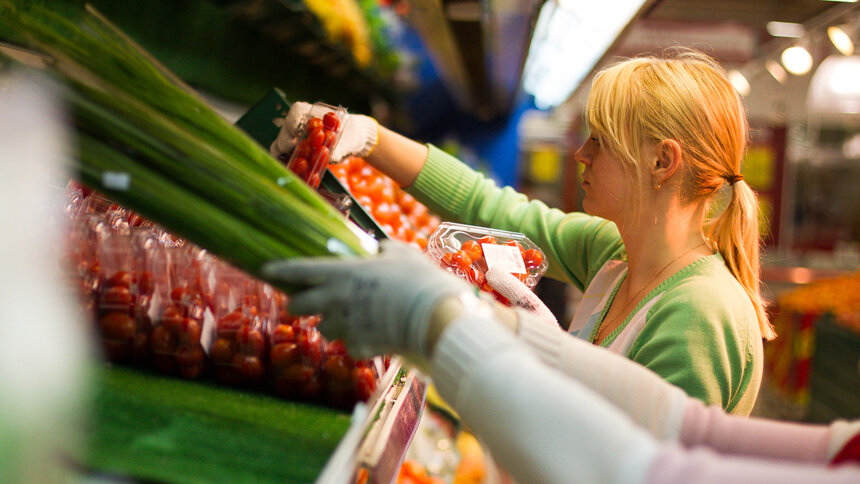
xmin=706 ymin=178 xmax=775 ymax=340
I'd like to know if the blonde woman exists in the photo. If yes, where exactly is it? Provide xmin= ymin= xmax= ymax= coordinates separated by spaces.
xmin=272 ymin=49 xmax=770 ymax=414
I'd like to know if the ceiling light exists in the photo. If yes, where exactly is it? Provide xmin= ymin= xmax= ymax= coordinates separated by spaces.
xmin=727 ymin=70 xmax=751 ymax=96
xmin=522 ymin=0 xmax=647 ymax=109
xmin=828 ymin=25 xmax=855 ymax=55
xmin=765 ymin=59 xmax=788 ymax=83
xmin=807 ymin=55 xmax=860 ymax=115
xmin=781 ymin=45 xmax=813 ymax=75
xmin=766 ymin=21 xmax=805 ymax=38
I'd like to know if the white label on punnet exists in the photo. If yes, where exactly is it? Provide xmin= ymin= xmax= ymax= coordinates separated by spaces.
xmin=102 ymin=171 xmax=131 ymax=191
xmin=482 ymin=244 xmax=526 ymax=274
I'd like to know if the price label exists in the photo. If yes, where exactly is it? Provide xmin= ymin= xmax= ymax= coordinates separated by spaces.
xmin=482 ymin=243 xmax=527 ymax=274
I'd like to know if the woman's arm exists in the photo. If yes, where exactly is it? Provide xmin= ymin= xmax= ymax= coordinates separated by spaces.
xmin=510 ymin=309 xmax=860 ymax=464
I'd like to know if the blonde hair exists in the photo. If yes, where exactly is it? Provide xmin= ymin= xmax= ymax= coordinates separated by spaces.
xmin=585 ymin=49 xmax=775 ymax=340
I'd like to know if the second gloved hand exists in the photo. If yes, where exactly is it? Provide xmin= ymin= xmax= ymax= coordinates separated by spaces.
xmin=270 ymin=101 xmax=378 ymax=163
xmin=262 ymin=239 xmax=474 ymax=360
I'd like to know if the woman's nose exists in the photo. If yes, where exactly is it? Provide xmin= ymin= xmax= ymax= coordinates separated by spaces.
xmin=574 ymin=144 xmax=590 ymax=166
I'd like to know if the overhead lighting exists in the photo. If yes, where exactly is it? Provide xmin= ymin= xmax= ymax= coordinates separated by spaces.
xmin=828 ymin=24 xmax=855 ymax=55
xmin=807 ymin=55 xmax=860 ymax=115
xmin=727 ymin=69 xmax=751 ymax=96
xmin=766 ymin=59 xmax=788 ymax=83
xmin=818 ymin=0 xmax=858 ymax=3
xmin=522 ymin=0 xmax=647 ymax=109
xmin=781 ymin=45 xmax=813 ymax=75
xmin=766 ymin=21 xmax=805 ymax=38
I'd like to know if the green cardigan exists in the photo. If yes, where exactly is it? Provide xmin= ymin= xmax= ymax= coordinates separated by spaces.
xmin=408 ymin=145 xmax=763 ymax=414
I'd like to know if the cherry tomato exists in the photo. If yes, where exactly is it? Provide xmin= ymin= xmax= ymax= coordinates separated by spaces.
xmin=323 ymin=354 xmax=352 ymax=381
xmin=523 ymin=248 xmax=544 ymax=269
xmin=477 ymin=235 xmax=497 ymax=246
xmin=289 ymin=157 xmax=310 ymax=178
xmin=217 ymin=310 xmax=246 ymax=338
xmin=178 ymin=317 xmax=201 ymax=346
xmin=503 ymin=239 xmax=524 ymax=255
xmin=306 ymin=117 xmax=324 ymax=132
xmin=294 ymin=139 xmax=312 ymax=161
xmin=270 ymin=342 xmax=300 ymax=369
xmin=237 ymin=326 xmax=265 ymax=357
xmin=107 ymin=270 xmax=132 ymax=288
xmin=351 ymin=367 xmax=376 ymax=401
xmin=170 ymin=286 xmax=190 ymax=303
xmin=211 ymin=337 xmax=237 ymax=364
xmin=461 ymin=240 xmax=483 ymax=262
xmin=311 ymin=146 xmax=330 ymax=170
xmin=100 ymin=312 xmax=136 ymax=341
xmin=160 ymin=305 xmax=184 ymax=333
xmin=324 ymin=339 xmax=348 ymax=356
xmin=102 ymin=285 xmax=132 ymax=309
xmin=151 ymin=325 xmax=177 ymax=354
xmin=323 ymin=130 xmax=337 ymax=148
xmin=308 ymin=127 xmax=326 ymax=148
xmin=322 ymin=112 xmax=340 ymax=131
xmin=175 ymin=345 xmax=204 ymax=367
xmin=137 ymin=271 xmax=154 ymax=296
xmin=452 ymin=250 xmax=473 ymax=270
xmin=234 ymin=353 xmax=264 ymax=380
xmin=271 ymin=323 xmax=296 ymax=344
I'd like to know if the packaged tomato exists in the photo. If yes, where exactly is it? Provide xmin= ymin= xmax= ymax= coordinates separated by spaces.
xmin=208 ymin=264 xmax=271 ymax=387
xmin=281 ymin=102 xmax=347 ymax=189
xmin=425 ymin=222 xmax=548 ymax=302
xmin=150 ymin=245 xmax=210 ymax=379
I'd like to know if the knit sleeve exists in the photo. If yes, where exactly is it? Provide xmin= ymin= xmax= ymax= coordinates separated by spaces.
xmin=407 ymin=144 xmax=623 ymax=289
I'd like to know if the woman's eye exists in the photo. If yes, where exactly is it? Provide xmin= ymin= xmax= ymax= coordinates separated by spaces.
xmin=590 ymin=137 xmax=600 ymax=146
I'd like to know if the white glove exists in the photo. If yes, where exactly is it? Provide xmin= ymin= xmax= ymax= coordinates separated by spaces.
xmin=262 ymin=239 xmax=474 ymax=360
xmin=269 ymin=101 xmax=378 ymax=163
xmin=485 ymin=266 xmax=557 ymax=327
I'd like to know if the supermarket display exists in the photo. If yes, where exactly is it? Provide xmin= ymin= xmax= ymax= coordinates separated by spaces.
xmin=0 ymin=5 xmax=374 ymax=286
xmin=426 ymin=222 xmax=548 ymax=304
xmin=64 ymin=185 xmax=384 ymax=410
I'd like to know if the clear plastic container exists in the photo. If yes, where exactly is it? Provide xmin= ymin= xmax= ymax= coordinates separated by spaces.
xmin=425 ymin=222 xmax=548 ymax=293
xmin=282 ymin=102 xmax=347 ymax=189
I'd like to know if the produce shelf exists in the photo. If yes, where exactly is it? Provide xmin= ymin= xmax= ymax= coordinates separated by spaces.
xmin=74 ymin=359 xmax=425 ymax=483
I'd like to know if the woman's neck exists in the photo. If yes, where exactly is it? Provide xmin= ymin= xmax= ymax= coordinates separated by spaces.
xmin=618 ymin=198 xmax=710 ymax=288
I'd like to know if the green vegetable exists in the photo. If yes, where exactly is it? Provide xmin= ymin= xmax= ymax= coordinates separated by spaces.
xmin=0 ymin=2 xmax=373 ymax=283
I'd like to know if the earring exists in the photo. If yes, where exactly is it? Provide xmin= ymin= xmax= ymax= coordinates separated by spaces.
xmin=653 ymin=179 xmax=662 ymax=190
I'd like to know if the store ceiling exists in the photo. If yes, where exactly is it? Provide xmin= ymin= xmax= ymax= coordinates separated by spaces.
xmin=418 ymin=0 xmax=851 ymax=120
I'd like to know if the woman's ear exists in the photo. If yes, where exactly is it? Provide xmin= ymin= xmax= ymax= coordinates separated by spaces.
xmin=652 ymin=139 xmax=682 ymax=185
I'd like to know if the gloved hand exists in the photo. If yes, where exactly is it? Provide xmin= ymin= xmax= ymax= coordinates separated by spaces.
xmin=262 ymin=239 xmax=474 ymax=360
xmin=269 ymin=101 xmax=378 ymax=163
xmin=485 ymin=266 xmax=557 ymax=327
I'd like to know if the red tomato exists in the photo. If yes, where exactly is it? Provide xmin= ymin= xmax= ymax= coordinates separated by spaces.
xmin=306 ymin=117 xmax=324 ymax=132
xmin=323 ymin=354 xmax=352 ymax=381
xmin=175 ymin=345 xmax=204 ymax=367
xmin=160 ymin=305 xmax=184 ymax=333
xmin=270 ymin=342 xmax=300 ymax=369
xmin=351 ymin=367 xmax=376 ymax=401
xmin=211 ymin=337 xmax=237 ymax=364
xmin=308 ymin=127 xmax=326 ymax=148
xmin=503 ymin=239 xmax=525 ymax=255
xmin=107 ymin=270 xmax=132 ymax=288
xmin=289 ymin=156 xmax=310 ymax=178
xmin=523 ymin=248 xmax=544 ymax=269
xmin=170 ymin=286 xmax=189 ymax=303
xmin=294 ymin=139 xmax=312 ymax=161
xmin=237 ymin=326 xmax=265 ymax=357
xmin=477 ymin=235 xmax=497 ymax=246
xmin=298 ymin=327 xmax=322 ymax=365
xmin=100 ymin=312 xmax=136 ymax=341
xmin=324 ymin=339 xmax=348 ymax=356
xmin=461 ymin=240 xmax=483 ymax=262
xmin=271 ymin=323 xmax=296 ymax=344
xmin=178 ymin=318 xmax=201 ymax=346
xmin=322 ymin=112 xmax=340 ymax=131
xmin=151 ymin=325 xmax=176 ymax=354
xmin=452 ymin=250 xmax=473 ymax=270
xmin=102 ymin=285 xmax=132 ymax=309
xmin=312 ymin=146 xmax=330 ymax=170
xmin=137 ymin=271 xmax=154 ymax=296
xmin=323 ymin=130 xmax=337 ymax=148
xmin=235 ymin=354 xmax=264 ymax=380
xmin=217 ymin=310 xmax=246 ymax=338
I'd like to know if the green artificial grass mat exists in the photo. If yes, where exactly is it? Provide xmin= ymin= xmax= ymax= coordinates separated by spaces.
xmin=77 ymin=365 xmax=352 ymax=484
